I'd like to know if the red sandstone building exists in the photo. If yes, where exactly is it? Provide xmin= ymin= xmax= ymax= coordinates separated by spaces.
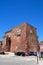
xmin=0 ymin=41 xmax=2 ymax=51
xmin=2 ymin=23 xmax=39 ymax=53
xmin=39 ymin=41 xmax=43 ymax=52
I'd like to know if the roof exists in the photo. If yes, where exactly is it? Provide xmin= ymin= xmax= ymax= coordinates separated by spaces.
xmin=40 ymin=41 xmax=43 ymax=43
xmin=24 ymin=22 xmax=37 ymax=29
xmin=5 ymin=22 xmax=37 ymax=34
xmin=39 ymin=41 xmax=43 ymax=45
xmin=5 ymin=30 xmax=12 ymax=34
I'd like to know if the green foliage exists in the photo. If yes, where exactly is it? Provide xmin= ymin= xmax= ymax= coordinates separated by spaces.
xmin=41 ymin=56 xmax=43 ymax=58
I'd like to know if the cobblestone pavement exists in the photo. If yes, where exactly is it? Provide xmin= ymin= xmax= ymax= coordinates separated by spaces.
xmin=0 ymin=55 xmax=43 ymax=65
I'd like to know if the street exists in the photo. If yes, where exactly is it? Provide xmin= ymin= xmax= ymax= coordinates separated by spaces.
xmin=0 ymin=55 xmax=43 ymax=65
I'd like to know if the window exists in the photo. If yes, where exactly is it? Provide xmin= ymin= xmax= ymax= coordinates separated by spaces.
xmin=30 ymin=29 xmax=33 ymax=33
xmin=7 ymin=33 xmax=12 ymax=37
xmin=16 ymin=29 xmax=21 ymax=36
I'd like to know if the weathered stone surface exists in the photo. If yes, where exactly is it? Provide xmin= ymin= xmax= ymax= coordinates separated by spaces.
xmin=2 ymin=23 xmax=38 ymax=52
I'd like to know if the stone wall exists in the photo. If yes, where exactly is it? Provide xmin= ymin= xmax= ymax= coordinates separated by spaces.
xmin=2 ymin=23 xmax=38 ymax=52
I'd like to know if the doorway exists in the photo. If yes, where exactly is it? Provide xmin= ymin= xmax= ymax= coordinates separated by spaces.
xmin=6 ymin=37 xmax=11 ymax=51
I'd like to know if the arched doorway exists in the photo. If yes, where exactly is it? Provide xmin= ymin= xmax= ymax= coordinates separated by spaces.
xmin=6 ymin=36 xmax=11 ymax=51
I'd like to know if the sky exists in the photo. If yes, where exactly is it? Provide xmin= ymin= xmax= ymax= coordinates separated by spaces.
xmin=0 ymin=0 xmax=43 ymax=42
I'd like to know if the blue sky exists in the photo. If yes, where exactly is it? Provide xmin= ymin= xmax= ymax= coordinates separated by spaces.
xmin=0 ymin=0 xmax=43 ymax=42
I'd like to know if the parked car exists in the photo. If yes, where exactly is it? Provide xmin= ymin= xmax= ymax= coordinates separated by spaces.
xmin=15 ymin=52 xmax=37 ymax=56
xmin=29 ymin=52 xmax=37 ymax=56
xmin=0 ymin=51 xmax=5 ymax=55
xmin=41 ymin=52 xmax=43 ymax=56
xmin=15 ymin=52 xmax=25 ymax=56
xmin=15 ymin=52 xmax=29 ymax=56
xmin=15 ymin=52 xmax=21 ymax=56
xmin=33 ymin=52 xmax=37 ymax=56
xmin=25 ymin=52 xmax=29 ymax=56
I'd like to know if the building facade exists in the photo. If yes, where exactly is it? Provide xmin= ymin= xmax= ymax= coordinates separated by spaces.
xmin=39 ymin=41 xmax=43 ymax=52
xmin=0 ymin=41 xmax=2 ymax=51
xmin=2 ymin=23 xmax=39 ymax=53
